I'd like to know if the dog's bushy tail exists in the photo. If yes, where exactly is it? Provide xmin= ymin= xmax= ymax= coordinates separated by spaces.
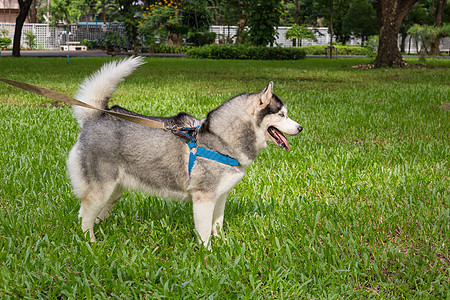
xmin=73 ymin=56 xmax=145 ymax=127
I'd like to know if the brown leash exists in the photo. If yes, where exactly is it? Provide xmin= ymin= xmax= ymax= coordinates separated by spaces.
xmin=0 ymin=77 xmax=166 ymax=130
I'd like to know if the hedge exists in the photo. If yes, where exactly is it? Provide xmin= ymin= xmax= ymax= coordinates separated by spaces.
xmin=186 ymin=44 xmax=306 ymax=60
xmin=147 ymin=43 xmax=193 ymax=54
xmin=300 ymin=45 xmax=370 ymax=56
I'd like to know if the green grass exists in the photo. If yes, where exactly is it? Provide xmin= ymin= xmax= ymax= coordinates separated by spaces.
xmin=0 ymin=57 xmax=449 ymax=298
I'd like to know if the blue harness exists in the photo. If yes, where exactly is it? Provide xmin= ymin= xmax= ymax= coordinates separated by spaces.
xmin=173 ymin=126 xmax=239 ymax=175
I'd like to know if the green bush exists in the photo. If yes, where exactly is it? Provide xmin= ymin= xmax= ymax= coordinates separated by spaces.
xmin=187 ymin=31 xmax=216 ymax=46
xmin=186 ymin=44 xmax=306 ymax=60
xmin=300 ymin=45 xmax=370 ymax=56
xmin=148 ymin=43 xmax=193 ymax=54
xmin=0 ymin=37 xmax=11 ymax=48
xmin=23 ymin=31 xmax=36 ymax=49
xmin=104 ymin=31 xmax=127 ymax=51
xmin=365 ymin=36 xmax=378 ymax=57
xmin=336 ymin=46 xmax=370 ymax=55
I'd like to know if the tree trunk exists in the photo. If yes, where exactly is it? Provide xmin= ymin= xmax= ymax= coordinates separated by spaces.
xmin=102 ymin=0 xmax=106 ymax=24
xmin=374 ymin=0 xmax=418 ymax=67
xmin=429 ymin=0 xmax=445 ymax=56
xmin=295 ymin=0 xmax=300 ymax=24
xmin=235 ymin=19 xmax=246 ymax=44
xmin=85 ymin=7 xmax=89 ymax=31
xmin=329 ymin=0 xmax=333 ymax=59
xmin=400 ymin=32 xmax=407 ymax=53
xmin=29 ymin=0 xmax=38 ymax=23
xmin=13 ymin=0 xmax=33 ymax=57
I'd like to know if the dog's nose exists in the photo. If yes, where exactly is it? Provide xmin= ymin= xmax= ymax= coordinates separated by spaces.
xmin=298 ymin=125 xmax=303 ymax=132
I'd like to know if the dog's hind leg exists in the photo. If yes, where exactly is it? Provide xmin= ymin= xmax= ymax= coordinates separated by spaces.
xmin=212 ymin=193 xmax=228 ymax=238
xmin=79 ymin=195 xmax=103 ymax=242
xmin=78 ymin=182 xmax=120 ymax=242
xmin=96 ymin=185 xmax=124 ymax=223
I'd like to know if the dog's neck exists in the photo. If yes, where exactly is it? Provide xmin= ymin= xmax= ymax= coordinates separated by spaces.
xmin=197 ymin=95 xmax=264 ymax=167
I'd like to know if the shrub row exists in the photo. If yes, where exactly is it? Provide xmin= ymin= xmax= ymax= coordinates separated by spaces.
xmin=146 ymin=43 xmax=193 ymax=54
xmin=186 ymin=44 xmax=306 ymax=60
xmin=300 ymin=45 xmax=370 ymax=56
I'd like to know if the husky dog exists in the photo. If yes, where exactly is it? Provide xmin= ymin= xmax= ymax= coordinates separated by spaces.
xmin=68 ymin=57 xmax=302 ymax=247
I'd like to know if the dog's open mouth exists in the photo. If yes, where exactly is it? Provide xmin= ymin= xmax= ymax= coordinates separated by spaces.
xmin=268 ymin=126 xmax=289 ymax=152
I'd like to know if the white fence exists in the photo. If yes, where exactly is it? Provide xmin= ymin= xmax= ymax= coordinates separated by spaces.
xmin=1 ymin=23 xmax=449 ymax=53
xmin=210 ymin=25 xmax=450 ymax=53
xmin=210 ymin=26 xmax=332 ymax=47
xmin=0 ymin=23 xmax=126 ymax=49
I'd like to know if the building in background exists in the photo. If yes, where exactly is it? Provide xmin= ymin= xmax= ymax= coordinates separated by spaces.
xmin=0 ymin=0 xmax=20 ymax=23
xmin=0 ymin=0 xmax=40 ymax=23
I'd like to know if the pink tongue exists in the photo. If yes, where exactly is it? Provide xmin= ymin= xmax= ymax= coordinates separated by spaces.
xmin=275 ymin=130 xmax=289 ymax=152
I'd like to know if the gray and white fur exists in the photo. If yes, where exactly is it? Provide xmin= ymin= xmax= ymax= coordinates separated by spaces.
xmin=68 ymin=57 xmax=302 ymax=247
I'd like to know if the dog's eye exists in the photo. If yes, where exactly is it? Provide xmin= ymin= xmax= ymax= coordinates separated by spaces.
xmin=279 ymin=113 xmax=285 ymax=118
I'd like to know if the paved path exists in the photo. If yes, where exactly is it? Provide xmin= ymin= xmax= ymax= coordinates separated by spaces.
xmin=0 ymin=50 xmax=186 ymax=58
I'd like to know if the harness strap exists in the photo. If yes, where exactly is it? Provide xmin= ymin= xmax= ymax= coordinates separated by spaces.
xmin=196 ymin=147 xmax=240 ymax=166
xmin=173 ymin=126 xmax=239 ymax=175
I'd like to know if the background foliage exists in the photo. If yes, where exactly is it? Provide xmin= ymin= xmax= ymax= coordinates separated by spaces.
xmin=29 ymin=0 xmax=449 ymax=55
xmin=285 ymin=24 xmax=318 ymax=47
xmin=186 ymin=44 xmax=306 ymax=59
xmin=245 ymin=0 xmax=283 ymax=46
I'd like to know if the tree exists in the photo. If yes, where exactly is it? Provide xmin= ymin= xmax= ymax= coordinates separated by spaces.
xmin=313 ymin=0 xmax=350 ymax=45
xmin=429 ymin=0 xmax=446 ymax=55
xmin=29 ymin=0 xmax=38 ymax=23
xmin=215 ymin=0 xmax=251 ymax=43
xmin=182 ymin=0 xmax=213 ymax=32
xmin=407 ymin=23 xmax=434 ymax=55
xmin=41 ymin=0 xmax=120 ymax=24
xmin=12 ymin=0 xmax=33 ymax=57
xmin=115 ymin=0 xmax=145 ymax=51
xmin=285 ymin=24 xmax=317 ymax=46
xmin=400 ymin=2 xmax=431 ymax=53
xmin=408 ymin=23 xmax=450 ymax=57
xmin=342 ymin=0 xmax=377 ymax=43
xmin=139 ymin=0 xmax=185 ymax=46
xmin=295 ymin=0 xmax=320 ymax=25
xmin=247 ymin=0 xmax=282 ymax=46
xmin=374 ymin=0 xmax=418 ymax=67
xmin=306 ymin=0 xmax=378 ymax=45
xmin=45 ymin=0 xmax=85 ymax=25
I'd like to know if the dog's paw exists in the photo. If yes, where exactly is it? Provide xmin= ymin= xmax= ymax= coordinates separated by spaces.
xmin=212 ymin=229 xmax=227 ymax=241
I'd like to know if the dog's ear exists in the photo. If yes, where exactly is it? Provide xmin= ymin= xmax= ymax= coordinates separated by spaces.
xmin=260 ymin=81 xmax=273 ymax=107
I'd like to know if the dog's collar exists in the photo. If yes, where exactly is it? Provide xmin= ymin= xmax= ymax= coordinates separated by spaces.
xmin=173 ymin=126 xmax=239 ymax=175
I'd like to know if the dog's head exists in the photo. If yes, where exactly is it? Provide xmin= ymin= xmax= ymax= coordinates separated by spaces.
xmin=251 ymin=82 xmax=302 ymax=152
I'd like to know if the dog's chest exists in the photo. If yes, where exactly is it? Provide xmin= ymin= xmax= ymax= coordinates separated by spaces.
xmin=188 ymin=164 xmax=245 ymax=196
xmin=217 ymin=168 xmax=246 ymax=196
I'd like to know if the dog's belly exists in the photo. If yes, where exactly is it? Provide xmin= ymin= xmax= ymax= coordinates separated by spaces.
xmin=120 ymin=171 xmax=191 ymax=201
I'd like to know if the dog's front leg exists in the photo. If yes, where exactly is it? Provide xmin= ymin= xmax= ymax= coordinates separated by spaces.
xmin=212 ymin=193 xmax=227 ymax=238
xmin=192 ymin=191 xmax=217 ymax=248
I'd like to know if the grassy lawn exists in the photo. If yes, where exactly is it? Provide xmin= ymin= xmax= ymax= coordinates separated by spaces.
xmin=0 ymin=57 xmax=449 ymax=298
